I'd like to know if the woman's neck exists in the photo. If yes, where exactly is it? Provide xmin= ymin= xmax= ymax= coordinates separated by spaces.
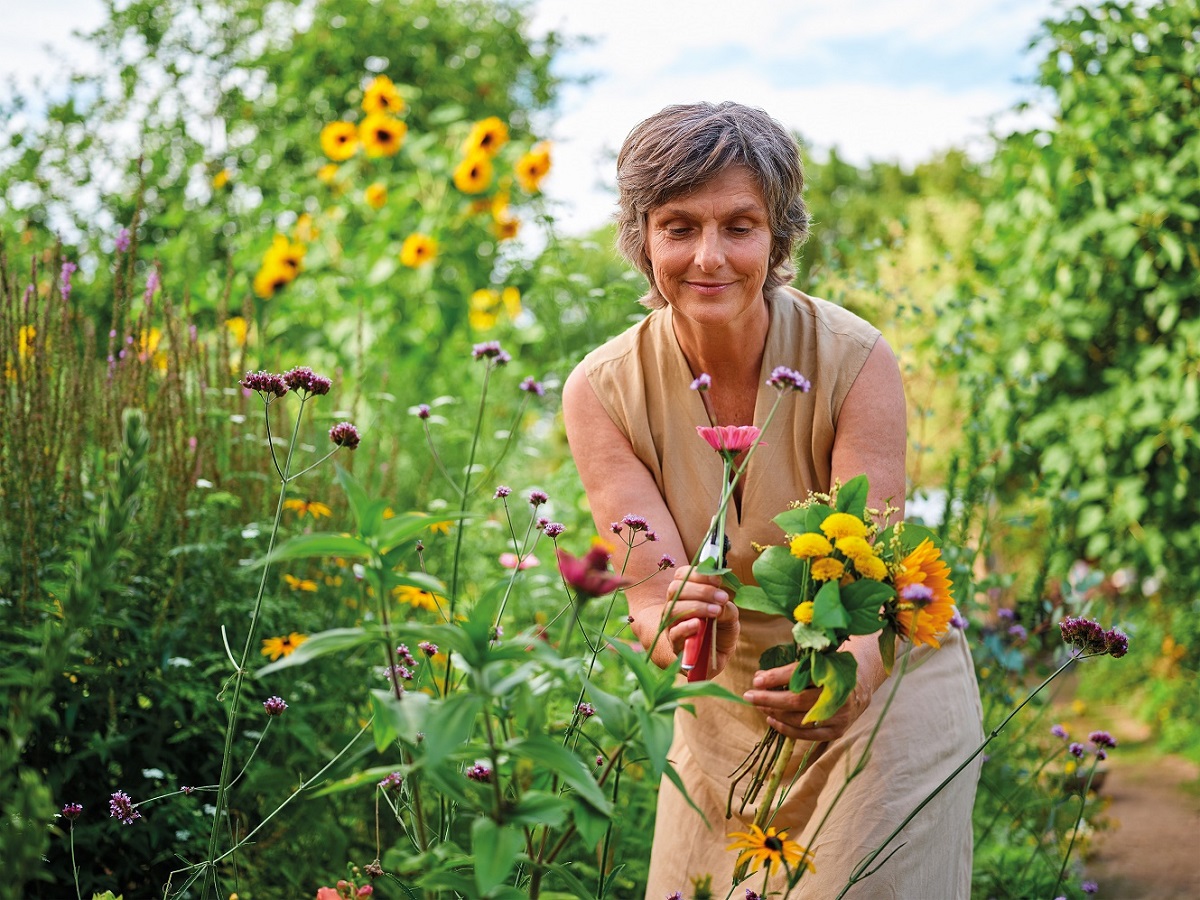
xmin=671 ymin=298 xmax=770 ymax=427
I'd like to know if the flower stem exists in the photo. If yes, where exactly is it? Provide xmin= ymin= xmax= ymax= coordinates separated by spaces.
xmin=1052 ymin=753 xmax=1101 ymax=896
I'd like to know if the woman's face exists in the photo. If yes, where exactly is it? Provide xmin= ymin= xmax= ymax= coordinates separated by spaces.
xmin=644 ymin=166 xmax=772 ymax=328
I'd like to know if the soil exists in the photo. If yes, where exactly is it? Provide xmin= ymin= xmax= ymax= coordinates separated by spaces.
xmin=1061 ymin=700 xmax=1200 ymax=899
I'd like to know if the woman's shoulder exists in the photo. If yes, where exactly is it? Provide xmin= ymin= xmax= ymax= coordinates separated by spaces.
xmin=772 ymin=286 xmax=880 ymax=349
xmin=580 ymin=309 xmax=666 ymax=375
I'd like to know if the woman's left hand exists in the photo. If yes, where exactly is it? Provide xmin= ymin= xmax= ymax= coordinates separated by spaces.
xmin=741 ymin=661 xmax=872 ymax=743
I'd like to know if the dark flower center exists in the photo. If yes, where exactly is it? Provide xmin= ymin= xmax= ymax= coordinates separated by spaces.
xmin=764 ymin=836 xmax=784 ymax=852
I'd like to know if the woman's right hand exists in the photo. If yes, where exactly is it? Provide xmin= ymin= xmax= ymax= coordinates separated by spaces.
xmin=636 ymin=566 xmax=740 ymax=676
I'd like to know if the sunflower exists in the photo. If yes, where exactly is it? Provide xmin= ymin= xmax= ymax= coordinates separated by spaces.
xmin=263 ymin=234 xmax=306 ymax=277
xmin=454 ymin=151 xmax=494 ymax=193
xmin=790 ymin=532 xmax=832 ymax=559
xmin=393 ymin=584 xmax=442 ymax=612
xmin=493 ymin=207 xmax=520 ymax=240
xmin=261 ymin=632 xmax=308 ymax=661
xmin=359 ymin=113 xmax=407 ymax=158
xmin=364 ymin=182 xmax=388 ymax=209
xmin=400 ymin=233 xmax=437 ymax=267
xmin=811 ymin=557 xmax=845 ymax=582
xmin=514 ymin=142 xmax=552 ymax=193
xmin=362 ymin=74 xmax=404 ymax=115
xmin=820 ymin=512 xmax=868 ymax=540
xmin=893 ymin=538 xmax=955 ymax=647
xmin=320 ymin=121 xmax=358 ymax=161
xmin=726 ymin=824 xmax=815 ymax=877
xmin=253 ymin=258 xmax=294 ymax=299
xmin=463 ymin=116 xmax=509 ymax=157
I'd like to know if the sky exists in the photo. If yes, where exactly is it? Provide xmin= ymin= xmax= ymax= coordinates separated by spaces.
xmin=1 ymin=0 xmax=1060 ymax=235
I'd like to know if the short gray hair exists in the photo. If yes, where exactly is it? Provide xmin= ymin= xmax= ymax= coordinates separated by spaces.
xmin=615 ymin=101 xmax=811 ymax=309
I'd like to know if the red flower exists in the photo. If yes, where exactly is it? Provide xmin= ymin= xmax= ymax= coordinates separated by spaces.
xmin=696 ymin=424 xmax=761 ymax=456
xmin=557 ymin=542 xmax=628 ymax=599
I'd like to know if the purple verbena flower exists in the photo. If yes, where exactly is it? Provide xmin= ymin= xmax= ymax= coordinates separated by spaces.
xmin=386 ymin=664 xmax=414 ymax=683
xmin=472 ymin=341 xmax=511 ymax=365
xmin=766 ymin=366 xmax=812 ymax=392
xmin=610 ymin=522 xmax=622 ymax=534
xmin=283 ymin=365 xmax=332 ymax=396
xmin=329 ymin=422 xmax=361 ymax=450
xmin=536 ymin=516 xmax=550 ymax=529
xmin=543 ymin=522 xmax=565 ymax=538
xmin=62 ymin=802 xmax=83 ymax=820
xmin=181 ymin=785 xmax=195 ymax=795
xmin=901 ymin=583 xmax=934 ymax=605
xmin=144 ymin=268 xmax=160 ymax=303
xmin=746 ymin=891 xmax=763 ymax=900
xmin=396 ymin=644 xmax=416 ymax=667
xmin=240 ymin=370 xmax=289 ymax=398
xmin=109 ymin=791 xmax=141 ymax=825
xmin=666 ymin=892 xmax=683 ymax=900
xmin=596 ymin=755 xmax=604 ymax=767
xmin=658 ymin=553 xmax=676 ymax=570
xmin=465 ymin=763 xmax=493 ymax=783
xmin=1051 ymin=724 xmax=1069 ymax=740
xmin=415 ymin=403 xmax=431 ymax=419
xmin=576 ymin=702 xmax=595 ymax=718
xmin=378 ymin=772 xmax=403 ymax=791
xmin=997 ymin=607 xmax=1015 ymax=621
xmin=519 ymin=376 xmax=545 ymax=396
xmin=621 ymin=514 xmax=649 ymax=532
xmin=418 ymin=641 xmax=438 ymax=656
xmin=950 ymin=611 xmax=969 ymax=630
xmin=1104 ymin=627 xmax=1129 ymax=658
xmin=1068 ymin=742 xmax=1085 ymax=759
xmin=263 ymin=696 xmax=288 ymax=717
xmin=1082 ymin=881 xmax=1098 ymax=895
xmin=1088 ymin=730 xmax=1117 ymax=749
xmin=690 ymin=373 xmax=712 ymax=391
xmin=1059 ymin=616 xmax=1108 ymax=656
xmin=115 ymin=227 xmax=131 ymax=253
xmin=60 ymin=261 xmax=78 ymax=300
xmin=494 ymin=485 xmax=512 ymax=499
xmin=1008 ymin=624 xmax=1028 ymax=641
xmin=529 ymin=490 xmax=549 ymax=507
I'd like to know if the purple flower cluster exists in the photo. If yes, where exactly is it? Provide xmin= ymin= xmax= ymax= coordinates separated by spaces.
xmin=240 ymin=369 xmax=289 ymax=398
xmin=396 ymin=644 xmax=416 ymax=667
xmin=378 ymin=771 xmax=403 ymax=791
xmin=543 ymin=522 xmax=565 ymax=538
xmin=418 ymin=641 xmax=438 ymax=657
xmin=386 ymin=664 xmax=414 ymax=684
xmin=1082 ymin=880 xmax=1099 ymax=894
xmin=494 ymin=485 xmax=512 ymax=499
xmin=690 ymin=373 xmax=712 ymax=391
xmin=62 ymin=802 xmax=83 ymax=820
xmin=666 ymin=892 xmax=684 ymax=900
xmin=115 ymin=227 xmax=131 ymax=253
xmin=1051 ymin=723 xmax=1069 ymax=740
xmin=263 ymin=696 xmax=288 ymax=717
xmin=415 ymin=403 xmax=431 ymax=419
xmin=144 ymin=268 xmax=160 ymax=303
xmin=329 ymin=422 xmax=361 ymax=450
xmin=283 ymin=365 xmax=332 ymax=396
xmin=1008 ymin=624 xmax=1028 ymax=641
xmin=576 ymin=702 xmax=595 ymax=718
xmin=658 ymin=553 xmax=677 ymax=570
xmin=519 ymin=376 xmax=545 ymax=396
xmin=766 ymin=365 xmax=812 ymax=392
xmin=109 ymin=790 xmax=141 ymax=825
xmin=746 ymin=891 xmax=763 ymax=900
xmin=950 ymin=611 xmax=969 ymax=630
xmin=61 ymin=261 xmax=78 ymax=300
xmin=465 ymin=763 xmax=493 ymax=783
xmin=528 ymin=489 xmax=549 ymax=507
xmin=1068 ymin=742 xmax=1086 ymax=759
xmin=472 ymin=341 xmax=511 ymax=365
xmin=901 ymin=583 xmax=934 ymax=605
xmin=1059 ymin=616 xmax=1129 ymax=658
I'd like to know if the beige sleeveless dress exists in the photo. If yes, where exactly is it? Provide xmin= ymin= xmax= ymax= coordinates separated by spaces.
xmin=583 ymin=287 xmax=983 ymax=899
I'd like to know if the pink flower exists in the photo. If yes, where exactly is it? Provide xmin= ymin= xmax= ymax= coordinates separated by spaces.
xmin=696 ymin=424 xmax=761 ymax=456
xmin=499 ymin=552 xmax=540 ymax=570
xmin=316 ymin=889 xmax=341 ymax=900
xmin=557 ymin=542 xmax=628 ymax=599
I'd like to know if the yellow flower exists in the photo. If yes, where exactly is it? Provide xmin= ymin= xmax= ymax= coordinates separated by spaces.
xmin=470 ymin=288 xmax=501 ymax=330
xmin=493 ymin=209 xmax=520 ymax=240
xmin=212 ymin=168 xmax=231 ymax=189
xmin=893 ymin=538 xmax=955 ymax=648
xmin=463 ymin=116 xmax=509 ymax=157
xmin=855 ymin=554 xmax=888 ymax=581
xmin=793 ymin=601 xmax=814 ymax=625
xmin=264 ymin=234 xmax=306 ymax=277
xmin=362 ymin=74 xmax=404 ymax=115
xmin=317 ymin=163 xmax=339 ymax=184
xmin=17 ymin=324 xmax=37 ymax=362
xmin=400 ymin=233 xmax=437 ymax=267
xmin=790 ymin=532 xmax=833 ymax=559
xmin=253 ymin=258 xmax=293 ymax=299
xmin=514 ymin=142 xmax=551 ymax=193
xmin=225 ymin=316 xmax=248 ymax=347
xmin=393 ymin=585 xmax=442 ymax=612
xmin=834 ymin=535 xmax=873 ymax=561
xmin=726 ymin=824 xmax=815 ymax=877
xmin=283 ymin=498 xmax=333 ymax=519
xmin=364 ymin=182 xmax=388 ymax=209
xmin=261 ymin=632 xmax=307 ymax=661
xmin=429 ymin=520 xmax=452 ymax=535
xmin=320 ymin=121 xmax=358 ymax=161
xmin=283 ymin=573 xmax=319 ymax=592
xmin=453 ymin=151 xmax=494 ymax=193
xmin=820 ymin=512 xmax=868 ymax=540
xmin=293 ymin=213 xmax=317 ymax=243
xmin=501 ymin=286 xmax=521 ymax=319
xmin=359 ymin=113 xmax=407 ymax=157
xmin=811 ymin=557 xmax=845 ymax=582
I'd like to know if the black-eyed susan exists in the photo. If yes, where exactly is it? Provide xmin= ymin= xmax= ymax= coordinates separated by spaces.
xmin=225 ymin=316 xmax=249 ymax=348
xmin=469 ymin=288 xmax=501 ymax=330
xmin=263 ymin=234 xmax=306 ymax=278
xmin=212 ymin=168 xmax=231 ymax=189
xmin=253 ymin=258 xmax=294 ymax=299
xmin=726 ymin=824 xmax=815 ymax=877
xmin=320 ymin=121 xmax=358 ymax=161
xmin=283 ymin=573 xmax=319 ymax=592
xmin=393 ymin=585 xmax=442 ymax=612
xmin=514 ymin=142 xmax=551 ymax=193
xmin=463 ymin=116 xmax=509 ymax=157
xmin=429 ymin=520 xmax=452 ymax=535
xmin=400 ymin=233 xmax=437 ymax=267
xmin=261 ymin=632 xmax=308 ymax=661
xmin=893 ymin=538 xmax=955 ymax=647
xmin=317 ymin=163 xmax=339 ymax=184
xmin=362 ymin=74 xmax=404 ymax=115
xmin=454 ymin=151 xmax=494 ymax=194
xmin=501 ymin=286 xmax=521 ymax=320
xmin=359 ymin=113 xmax=407 ymax=158
xmin=283 ymin=498 xmax=333 ymax=519
xmin=493 ymin=208 xmax=520 ymax=240
xmin=364 ymin=182 xmax=388 ymax=209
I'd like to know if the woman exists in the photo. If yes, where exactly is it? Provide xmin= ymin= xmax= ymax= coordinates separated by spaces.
xmin=562 ymin=102 xmax=983 ymax=898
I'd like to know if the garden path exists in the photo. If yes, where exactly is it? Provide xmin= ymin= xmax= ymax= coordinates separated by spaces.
xmin=1064 ymin=701 xmax=1200 ymax=899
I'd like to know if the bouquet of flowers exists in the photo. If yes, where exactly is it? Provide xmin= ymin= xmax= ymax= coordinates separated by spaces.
xmin=725 ymin=474 xmax=955 ymax=879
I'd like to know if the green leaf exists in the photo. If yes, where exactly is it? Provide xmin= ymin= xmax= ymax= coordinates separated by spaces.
xmin=834 ymin=474 xmax=869 ymax=515
xmin=255 ymin=532 xmax=373 ymax=567
xmin=633 ymin=706 xmax=677 ymax=781
xmin=584 ymin=681 xmax=637 ymax=742
xmin=504 ymin=790 xmax=570 ymax=828
xmin=256 ymin=626 xmax=380 ymax=676
xmin=878 ymin=626 xmax=897 ymax=675
xmin=606 ymin=637 xmax=667 ymax=702
xmin=811 ymin=580 xmax=848 ymax=630
xmin=759 ymin=642 xmax=799 ymax=671
xmin=376 ymin=510 xmax=475 ymax=552
xmin=807 ymin=650 xmax=858 ymax=723
xmin=732 ymin=585 xmax=786 ymax=616
xmin=840 ymin=579 xmax=894 ymax=634
xmin=421 ymin=693 xmax=485 ymax=763
xmin=335 ymin=464 xmax=387 ymax=538
xmin=751 ymin=545 xmax=809 ymax=614
xmin=507 ymin=736 xmax=611 ymax=814
xmin=370 ymin=688 xmax=431 ymax=750
xmin=471 ymin=818 xmax=525 ymax=895
xmin=773 ymin=504 xmax=832 ymax=535
xmin=569 ymin=795 xmax=612 ymax=848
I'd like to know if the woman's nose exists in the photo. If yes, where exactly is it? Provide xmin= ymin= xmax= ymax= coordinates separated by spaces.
xmin=694 ymin=229 xmax=725 ymax=272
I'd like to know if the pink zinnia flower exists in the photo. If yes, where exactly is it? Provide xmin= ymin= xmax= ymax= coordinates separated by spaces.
xmin=499 ymin=552 xmax=539 ymax=570
xmin=696 ymin=424 xmax=761 ymax=456
xmin=557 ymin=542 xmax=628 ymax=599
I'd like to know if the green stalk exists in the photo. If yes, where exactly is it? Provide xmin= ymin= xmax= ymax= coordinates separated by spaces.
xmin=1052 ymin=753 xmax=1102 ymax=897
